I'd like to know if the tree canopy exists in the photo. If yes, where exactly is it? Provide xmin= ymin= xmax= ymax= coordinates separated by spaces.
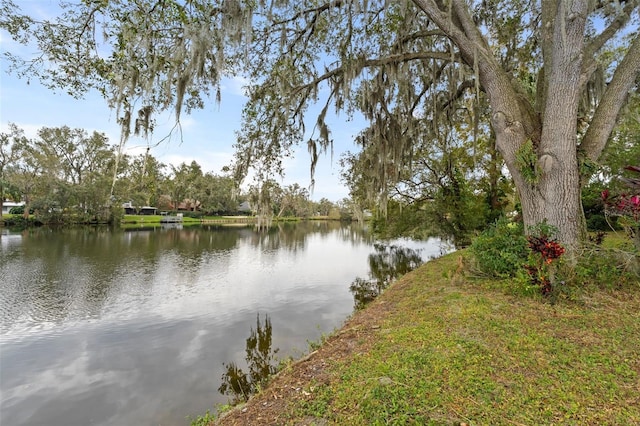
xmin=2 ymin=0 xmax=638 ymax=246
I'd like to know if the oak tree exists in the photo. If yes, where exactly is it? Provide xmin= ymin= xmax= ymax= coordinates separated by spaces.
xmin=3 ymin=0 xmax=638 ymax=248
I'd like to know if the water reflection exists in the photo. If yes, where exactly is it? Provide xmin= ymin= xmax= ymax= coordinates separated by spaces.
xmin=219 ymin=243 xmax=428 ymax=405
xmin=0 ymin=223 xmax=446 ymax=425
xmin=350 ymin=243 xmax=424 ymax=309
xmin=219 ymin=314 xmax=279 ymax=404
xmin=0 ymin=222 xmax=371 ymax=335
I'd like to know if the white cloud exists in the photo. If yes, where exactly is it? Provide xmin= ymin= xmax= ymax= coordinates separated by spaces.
xmin=220 ymin=76 xmax=250 ymax=97
xmin=0 ymin=122 xmax=41 ymax=139
xmin=160 ymin=151 xmax=234 ymax=174
xmin=2 ymin=341 xmax=127 ymax=405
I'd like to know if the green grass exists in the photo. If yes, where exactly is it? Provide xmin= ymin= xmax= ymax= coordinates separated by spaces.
xmin=279 ymin=252 xmax=640 ymax=425
xmin=121 ymin=214 xmax=202 ymax=224
xmin=599 ymin=231 xmax=637 ymax=250
xmin=121 ymin=214 xmax=306 ymax=224
xmin=189 ymin=410 xmax=218 ymax=426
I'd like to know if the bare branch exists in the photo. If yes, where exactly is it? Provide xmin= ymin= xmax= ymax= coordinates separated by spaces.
xmin=268 ymin=0 xmax=344 ymax=27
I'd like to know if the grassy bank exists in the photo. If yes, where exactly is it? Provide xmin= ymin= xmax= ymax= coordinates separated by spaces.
xmin=209 ymin=251 xmax=640 ymax=425
xmin=3 ymin=214 xmax=341 ymax=227
xmin=121 ymin=214 xmax=202 ymax=224
xmin=121 ymin=215 xmax=310 ymax=224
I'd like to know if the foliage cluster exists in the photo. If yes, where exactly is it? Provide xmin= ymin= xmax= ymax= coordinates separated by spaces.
xmin=523 ymin=224 xmax=566 ymax=297
xmin=370 ymin=199 xmax=433 ymax=240
xmin=188 ymin=410 xmax=217 ymax=426
xmin=361 ymin=152 xmax=507 ymax=247
xmin=563 ymin=243 xmax=639 ymax=291
xmin=582 ymin=181 xmax=619 ymax=231
xmin=7 ymin=205 xmax=33 ymax=215
xmin=470 ymin=219 xmax=639 ymax=297
xmin=582 ymin=94 xmax=640 ymax=232
xmin=602 ymin=165 xmax=640 ymax=250
xmin=515 ymin=139 xmax=540 ymax=185
xmin=343 ymin=90 xmax=511 ymax=247
xmin=2 ymin=215 xmax=41 ymax=228
xmin=468 ymin=218 xmax=529 ymax=278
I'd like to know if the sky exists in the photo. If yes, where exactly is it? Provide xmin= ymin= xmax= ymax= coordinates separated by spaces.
xmin=0 ymin=2 xmax=367 ymax=202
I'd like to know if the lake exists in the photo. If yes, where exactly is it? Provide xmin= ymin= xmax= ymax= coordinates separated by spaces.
xmin=0 ymin=221 xmax=449 ymax=425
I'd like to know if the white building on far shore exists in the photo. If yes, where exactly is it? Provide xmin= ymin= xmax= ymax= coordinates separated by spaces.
xmin=1 ymin=201 xmax=25 ymax=215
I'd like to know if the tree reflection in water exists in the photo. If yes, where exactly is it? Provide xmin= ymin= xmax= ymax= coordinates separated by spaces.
xmin=218 ymin=314 xmax=279 ymax=403
xmin=350 ymin=243 xmax=423 ymax=310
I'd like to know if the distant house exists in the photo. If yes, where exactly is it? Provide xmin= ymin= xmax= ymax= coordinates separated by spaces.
xmin=122 ymin=202 xmax=157 ymax=215
xmin=139 ymin=206 xmax=157 ymax=215
xmin=122 ymin=202 xmax=137 ymax=215
xmin=2 ymin=201 xmax=25 ymax=215
xmin=237 ymin=201 xmax=252 ymax=213
xmin=176 ymin=199 xmax=201 ymax=211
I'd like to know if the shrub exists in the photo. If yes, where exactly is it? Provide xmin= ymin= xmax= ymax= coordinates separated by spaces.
xmin=3 ymin=216 xmax=41 ymax=228
xmin=602 ymin=165 xmax=640 ymax=250
xmin=183 ymin=210 xmax=204 ymax=219
xmin=559 ymin=245 xmax=639 ymax=291
xmin=469 ymin=218 xmax=529 ymax=277
xmin=8 ymin=205 xmax=34 ymax=215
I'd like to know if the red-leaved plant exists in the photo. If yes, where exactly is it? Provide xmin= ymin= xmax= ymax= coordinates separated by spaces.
xmin=524 ymin=227 xmax=566 ymax=296
xmin=602 ymin=165 xmax=640 ymax=250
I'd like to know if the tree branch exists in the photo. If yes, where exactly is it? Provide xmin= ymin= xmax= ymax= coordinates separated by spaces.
xmin=585 ymin=0 xmax=638 ymax=56
xmin=409 ymin=60 xmax=447 ymax=115
xmin=450 ymin=0 xmax=490 ymax=52
xmin=580 ymin=34 xmax=640 ymax=162
xmin=440 ymin=79 xmax=476 ymax=111
xmin=581 ymin=0 xmax=640 ymax=87
xmin=397 ymin=29 xmax=447 ymax=46
xmin=268 ymin=1 xmax=344 ymax=27
xmin=291 ymin=51 xmax=457 ymax=95
xmin=411 ymin=0 xmax=476 ymax=60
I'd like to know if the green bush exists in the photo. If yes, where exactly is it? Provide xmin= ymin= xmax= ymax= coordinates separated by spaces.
xmin=9 ymin=205 xmax=23 ymax=214
xmin=8 ymin=205 xmax=34 ymax=215
xmin=183 ymin=211 xmax=204 ymax=219
xmin=560 ymin=245 xmax=640 ymax=291
xmin=3 ymin=216 xmax=41 ymax=228
xmin=469 ymin=218 xmax=529 ymax=277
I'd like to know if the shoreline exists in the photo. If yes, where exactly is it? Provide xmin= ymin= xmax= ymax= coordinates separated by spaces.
xmin=207 ymin=251 xmax=640 ymax=425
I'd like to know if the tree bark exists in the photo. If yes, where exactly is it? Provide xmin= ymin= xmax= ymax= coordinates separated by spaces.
xmin=529 ymin=0 xmax=588 ymax=247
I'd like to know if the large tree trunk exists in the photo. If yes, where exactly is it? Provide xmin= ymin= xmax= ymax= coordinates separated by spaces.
xmin=412 ymin=0 xmax=585 ymax=248
xmin=517 ymin=0 xmax=588 ymax=248
xmin=411 ymin=0 xmax=640 ymax=251
xmin=517 ymin=167 xmax=584 ymax=245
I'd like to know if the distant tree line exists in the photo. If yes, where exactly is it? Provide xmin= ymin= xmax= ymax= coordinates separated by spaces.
xmin=1 ymin=124 xmax=347 ymax=224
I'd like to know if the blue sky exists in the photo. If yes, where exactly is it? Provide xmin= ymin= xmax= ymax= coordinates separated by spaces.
xmin=0 ymin=2 xmax=367 ymax=202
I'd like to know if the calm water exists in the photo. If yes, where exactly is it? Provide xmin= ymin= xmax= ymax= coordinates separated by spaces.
xmin=0 ymin=222 xmax=448 ymax=426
